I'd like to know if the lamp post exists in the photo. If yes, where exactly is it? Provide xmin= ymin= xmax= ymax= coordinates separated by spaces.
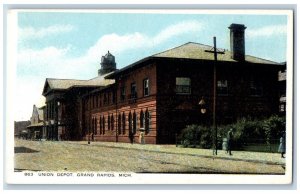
xmin=199 ymin=96 xmax=207 ymax=114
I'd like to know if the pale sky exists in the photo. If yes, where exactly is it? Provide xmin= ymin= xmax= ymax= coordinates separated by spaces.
xmin=15 ymin=11 xmax=288 ymax=121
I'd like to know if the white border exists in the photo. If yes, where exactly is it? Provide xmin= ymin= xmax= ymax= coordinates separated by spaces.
xmin=5 ymin=8 xmax=294 ymax=185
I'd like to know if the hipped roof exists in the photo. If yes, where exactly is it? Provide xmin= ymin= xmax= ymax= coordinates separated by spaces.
xmin=106 ymin=42 xmax=281 ymax=79
xmin=42 ymin=72 xmax=115 ymax=96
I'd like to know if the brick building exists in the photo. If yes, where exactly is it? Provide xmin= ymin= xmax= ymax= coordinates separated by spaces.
xmin=42 ymin=23 xmax=285 ymax=144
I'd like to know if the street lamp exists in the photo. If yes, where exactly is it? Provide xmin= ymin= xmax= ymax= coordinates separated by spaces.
xmin=198 ymin=96 xmax=207 ymax=114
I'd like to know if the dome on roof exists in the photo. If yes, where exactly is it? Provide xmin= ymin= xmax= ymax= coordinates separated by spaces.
xmin=98 ymin=51 xmax=116 ymax=76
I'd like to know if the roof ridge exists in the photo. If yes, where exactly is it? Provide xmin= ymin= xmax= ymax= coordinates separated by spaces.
xmin=151 ymin=42 xmax=194 ymax=57
xmin=46 ymin=78 xmax=87 ymax=81
xmin=245 ymin=54 xmax=278 ymax=64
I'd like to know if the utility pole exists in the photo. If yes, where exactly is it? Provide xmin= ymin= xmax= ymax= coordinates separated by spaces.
xmin=205 ymin=37 xmax=225 ymax=155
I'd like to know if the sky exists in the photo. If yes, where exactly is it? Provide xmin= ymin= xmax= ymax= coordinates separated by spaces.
xmin=15 ymin=11 xmax=289 ymax=121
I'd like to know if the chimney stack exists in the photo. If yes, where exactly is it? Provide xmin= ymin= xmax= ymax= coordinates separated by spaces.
xmin=228 ymin=23 xmax=247 ymax=61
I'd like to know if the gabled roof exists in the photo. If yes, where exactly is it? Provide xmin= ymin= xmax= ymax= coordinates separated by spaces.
xmin=152 ymin=42 xmax=278 ymax=64
xmin=42 ymin=72 xmax=115 ymax=96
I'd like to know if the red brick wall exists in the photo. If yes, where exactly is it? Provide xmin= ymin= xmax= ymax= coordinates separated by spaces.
xmin=83 ymin=63 xmax=158 ymax=144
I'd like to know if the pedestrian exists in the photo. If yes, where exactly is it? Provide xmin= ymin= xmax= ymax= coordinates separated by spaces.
xmin=278 ymin=132 xmax=286 ymax=158
xmin=129 ymin=131 xmax=134 ymax=144
xmin=227 ymin=128 xmax=233 ymax=156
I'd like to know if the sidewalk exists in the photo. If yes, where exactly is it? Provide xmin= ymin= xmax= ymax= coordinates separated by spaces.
xmin=71 ymin=141 xmax=286 ymax=165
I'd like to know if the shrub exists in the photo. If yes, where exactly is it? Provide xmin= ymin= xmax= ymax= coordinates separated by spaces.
xmin=263 ymin=115 xmax=286 ymax=144
xmin=180 ymin=125 xmax=212 ymax=148
xmin=179 ymin=115 xmax=285 ymax=151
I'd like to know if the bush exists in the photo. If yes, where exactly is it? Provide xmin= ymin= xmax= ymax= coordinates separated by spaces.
xmin=263 ymin=115 xmax=286 ymax=144
xmin=179 ymin=115 xmax=285 ymax=151
xmin=180 ymin=125 xmax=212 ymax=148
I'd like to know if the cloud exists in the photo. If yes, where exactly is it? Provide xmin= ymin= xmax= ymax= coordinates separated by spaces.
xmin=86 ymin=20 xmax=203 ymax=60
xmin=15 ymin=20 xmax=204 ymax=120
xmin=247 ymin=24 xmax=287 ymax=38
xmin=152 ymin=20 xmax=203 ymax=44
xmin=19 ymin=24 xmax=75 ymax=41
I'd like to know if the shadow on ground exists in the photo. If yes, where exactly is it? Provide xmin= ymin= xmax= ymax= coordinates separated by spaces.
xmin=14 ymin=147 xmax=39 ymax=154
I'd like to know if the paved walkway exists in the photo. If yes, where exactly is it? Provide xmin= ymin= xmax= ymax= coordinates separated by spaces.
xmin=70 ymin=141 xmax=285 ymax=165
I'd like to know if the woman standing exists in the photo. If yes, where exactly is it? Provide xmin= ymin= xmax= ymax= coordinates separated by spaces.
xmin=278 ymin=132 xmax=286 ymax=158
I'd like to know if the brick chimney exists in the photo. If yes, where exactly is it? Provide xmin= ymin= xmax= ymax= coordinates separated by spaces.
xmin=228 ymin=23 xmax=247 ymax=61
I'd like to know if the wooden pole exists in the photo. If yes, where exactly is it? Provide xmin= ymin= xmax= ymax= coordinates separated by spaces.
xmin=213 ymin=37 xmax=217 ymax=156
xmin=205 ymin=37 xmax=224 ymax=155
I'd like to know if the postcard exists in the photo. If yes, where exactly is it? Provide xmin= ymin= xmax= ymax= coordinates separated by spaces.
xmin=5 ymin=8 xmax=293 ymax=184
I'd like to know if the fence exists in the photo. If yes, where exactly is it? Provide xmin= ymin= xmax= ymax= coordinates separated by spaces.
xmin=176 ymin=136 xmax=281 ymax=153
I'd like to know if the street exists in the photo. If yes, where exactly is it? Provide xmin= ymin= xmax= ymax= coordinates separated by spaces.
xmin=14 ymin=139 xmax=285 ymax=174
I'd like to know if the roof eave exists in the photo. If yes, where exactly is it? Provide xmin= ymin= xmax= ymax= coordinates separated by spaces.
xmin=105 ymin=56 xmax=154 ymax=79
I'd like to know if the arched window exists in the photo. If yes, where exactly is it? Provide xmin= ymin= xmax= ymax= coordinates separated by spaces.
xmin=128 ymin=112 xmax=132 ymax=134
xmin=99 ymin=116 xmax=102 ymax=135
xmin=122 ymin=112 xmax=126 ymax=134
xmin=111 ymin=114 xmax=114 ymax=131
xmin=133 ymin=111 xmax=137 ymax=135
xmin=91 ymin=118 xmax=94 ymax=135
xmin=94 ymin=117 xmax=97 ymax=135
xmin=118 ymin=114 xmax=121 ymax=135
xmin=140 ymin=110 xmax=144 ymax=128
xmin=102 ymin=116 xmax=105 ymax=134
xmin=108 ymin=114 xmax=111 ymax=131
xmin=145 ymin=110 xmax=150 ymax=135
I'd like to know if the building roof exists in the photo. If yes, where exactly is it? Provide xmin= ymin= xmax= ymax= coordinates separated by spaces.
xmin=42 ymin=72 xmax=115 ymax=96
xmin=106 ymin=42 xmax=281 ymax=79
xmin=37 ymin=108 xmax=44 ymax=121
xmin=27 ymin=122 xmax=44 ymax=128
xmin=153 ymin=42 xmax=278 ymax=64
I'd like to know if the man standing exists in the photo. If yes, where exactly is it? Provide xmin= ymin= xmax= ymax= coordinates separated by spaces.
xmin=227 ymin=128 xmax=234 ymax=156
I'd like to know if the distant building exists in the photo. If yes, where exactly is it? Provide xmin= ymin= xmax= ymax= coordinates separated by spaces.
xmin=14 ymin=120 xmax=31 ymax=139
xmin=26 ymin=105 xmax=44 ymax=140
xmin=42 ymin=23 xmax=285 ymax=144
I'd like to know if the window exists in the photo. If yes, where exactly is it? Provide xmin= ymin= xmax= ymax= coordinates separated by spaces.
xmin=102 ymin=116 xmax=105 ymax=134
xmin=217 ymin=80 xmax=228 ymax=96
xmin=145 ymin=110 xmax=151 ymax=135
xmin=133 ymin=111 xmax=137 ymax=135
xmin=120 ymin=86 xmax=126 ymax=102
xmin=111 ymin=114 xmax=114 ymax=131
xmin=100 ymin=94 xmax=102 ymax=107
xmin=122 ymin=112 xmax=126 ymax=134
xmin=250 ymin=80 xmax=263 ymax=96
xmin=91 ymin=118 xmax=94 ymax=134
xmin=108 ymin=93 xmax=111 ymax=104
xmin=104 ymin=93 xmax=108 ymax=105
xmin=99 ymin=116 xmax=102 ymax=135
xmin=140 ymin=110 xmax=144 ymax=128
xmin=94 ymin=118 xmax=97 ymax=135
xmin=118 ymin=114 xmax=121 ymax=135
xmin=112 ymin=91 xmax=116 ymax=104
xmin=96 ymin=95 xmax=99 ymax=108
xmin=128 ymin=112 xmax=132 ymax=134
xmin=143 ymin=78 xmax=149 ymax=96
xmin=108 ymin=115 xmax=111 ymax=130
xmin=130 ymin=83 xmax=137 ymax=99
xmin=176 ymin=77 xmax=191 ymax=94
